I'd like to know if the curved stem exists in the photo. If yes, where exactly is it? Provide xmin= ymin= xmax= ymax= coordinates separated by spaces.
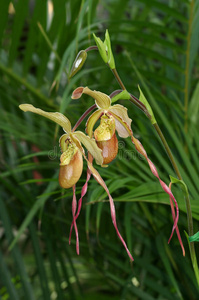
xmin=85 ymin=46 xmax=98 ymax=52
xmin=72 ymin=104 xmax=97 ymax=132
xmin=112 ymin=68 xmax=126 ymax=90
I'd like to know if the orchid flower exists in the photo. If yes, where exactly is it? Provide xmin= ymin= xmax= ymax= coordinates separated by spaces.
xmin=71 ymin=86 xmax=185 ymax=255
xmin=72 ymin=87 xmax=132 ymax=165
xmin=19 ymin=104 xmax=103 ymax=254
xmin=19 ymin=104 xmax=134 ymax=260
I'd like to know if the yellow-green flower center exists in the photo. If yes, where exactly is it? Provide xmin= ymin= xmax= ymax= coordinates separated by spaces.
xmin=60 ymin=138 xmax=78 ymax=166
xmin=94 ymin=114 xmax=115 ymax=142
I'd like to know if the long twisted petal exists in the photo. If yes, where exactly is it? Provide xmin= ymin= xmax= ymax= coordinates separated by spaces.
xmin=70 ymin=185 xmax=79 ymax=255
xmin=132 ymin=136 xmax=179 ymax=242
xmin=69 ymin=162 xmax=92 ymax=241
xmin=82 ymin=154 xmax=134 ymax=261
xmin=169 ymin=183 xmax=185 ymax=256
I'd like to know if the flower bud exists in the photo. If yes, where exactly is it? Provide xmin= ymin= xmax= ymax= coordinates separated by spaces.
xmin=59 ymin=137 xmax=83 ymax=188
xmin=94 ymin=114 xmax=118 ymax=164
xmin=69 ymin=50 xmax=87 ymax=78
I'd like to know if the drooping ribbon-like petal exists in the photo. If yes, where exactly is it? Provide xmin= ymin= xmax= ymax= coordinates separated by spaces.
xmin=132 ymin=136 xmax=179 ymax=241
xmin=70 ymin=185 xmax=79 ymax=255
xmin=80 ymin=151 xmax=134 ymax=261
xmin=69 ymin=154 xmax=93 ymax=242
xmin=106 ymin=110 xmax=180 ymax=243
xmin=169 ymin=183 xmax=185 ymax=256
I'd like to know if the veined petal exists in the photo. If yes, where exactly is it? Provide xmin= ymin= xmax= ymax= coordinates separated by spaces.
xmin=82 ymin=154 xmax=134 ymax=261
xmin=73 ymin=131 xmax=103 ymax=166
xmin=19 ymin=104 xmax=71 ymax=133
xmin=59 ymin=134 xmax=69 ymax=152
xmin=59 ymin=135 xmax=78 ymax=165
xmin=109 ymin=110 xmax=133 ymax=138
xmin=109 ymin=104 xmax=132 ymax=131
xmin=86 ymin=109 xmax=103 ymax=137
xmin=72 ymin=87 xmax=111 ymax=109
xmin=70 ymin=134 xmax=84 ymax=152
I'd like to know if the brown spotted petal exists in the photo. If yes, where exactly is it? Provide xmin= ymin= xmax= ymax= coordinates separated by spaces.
xmin=59 ymin=137 xmax=78 ymax=166
xmin=94 ymin=114 xmax=115 ymax=142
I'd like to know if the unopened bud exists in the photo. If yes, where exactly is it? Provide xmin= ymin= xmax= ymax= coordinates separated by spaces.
xmin=69 ymin=50 xmax=87 ymax=78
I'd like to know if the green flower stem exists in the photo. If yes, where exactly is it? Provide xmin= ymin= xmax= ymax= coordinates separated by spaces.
xmin=112 ymin=68 xmax=126 ymax=90
xmin=111 ymin=66 xmax=199 ymax=284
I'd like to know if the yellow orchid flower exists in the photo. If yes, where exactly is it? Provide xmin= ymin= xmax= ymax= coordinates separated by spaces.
xmin=72 ymin=86 xmax=132 ymax=165
xmin=19 ymin=104 xmax=103 ymax=255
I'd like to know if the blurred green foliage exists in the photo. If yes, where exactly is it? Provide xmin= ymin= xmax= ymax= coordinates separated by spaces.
xmin=0 ymin=0 xmax=199 ymax=299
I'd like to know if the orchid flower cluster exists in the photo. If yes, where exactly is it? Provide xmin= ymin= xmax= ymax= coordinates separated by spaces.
xmin=19 ymin=31 xmax=185 ymax=261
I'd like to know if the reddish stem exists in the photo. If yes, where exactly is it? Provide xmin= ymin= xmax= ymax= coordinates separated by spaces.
xmin=72 ymin=104 xmax=97 ymax=132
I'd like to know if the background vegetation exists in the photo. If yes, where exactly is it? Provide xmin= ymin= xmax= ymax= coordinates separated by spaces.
xmin=0 ymin=0 xmax=199 ymax=299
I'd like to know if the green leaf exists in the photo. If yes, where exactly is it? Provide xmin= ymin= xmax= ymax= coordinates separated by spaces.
xmin=189 ymin=231 xmax=199 ymax=242
xmin=189 ymin=80 xmax=199 ymax=125
xmin=0 ymin=250 xmax=20 ymax=300
xmin=169 ymin=175 xmax=188 ymax=195
xmin=9 ymin=174 xmax=58 ymax=250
